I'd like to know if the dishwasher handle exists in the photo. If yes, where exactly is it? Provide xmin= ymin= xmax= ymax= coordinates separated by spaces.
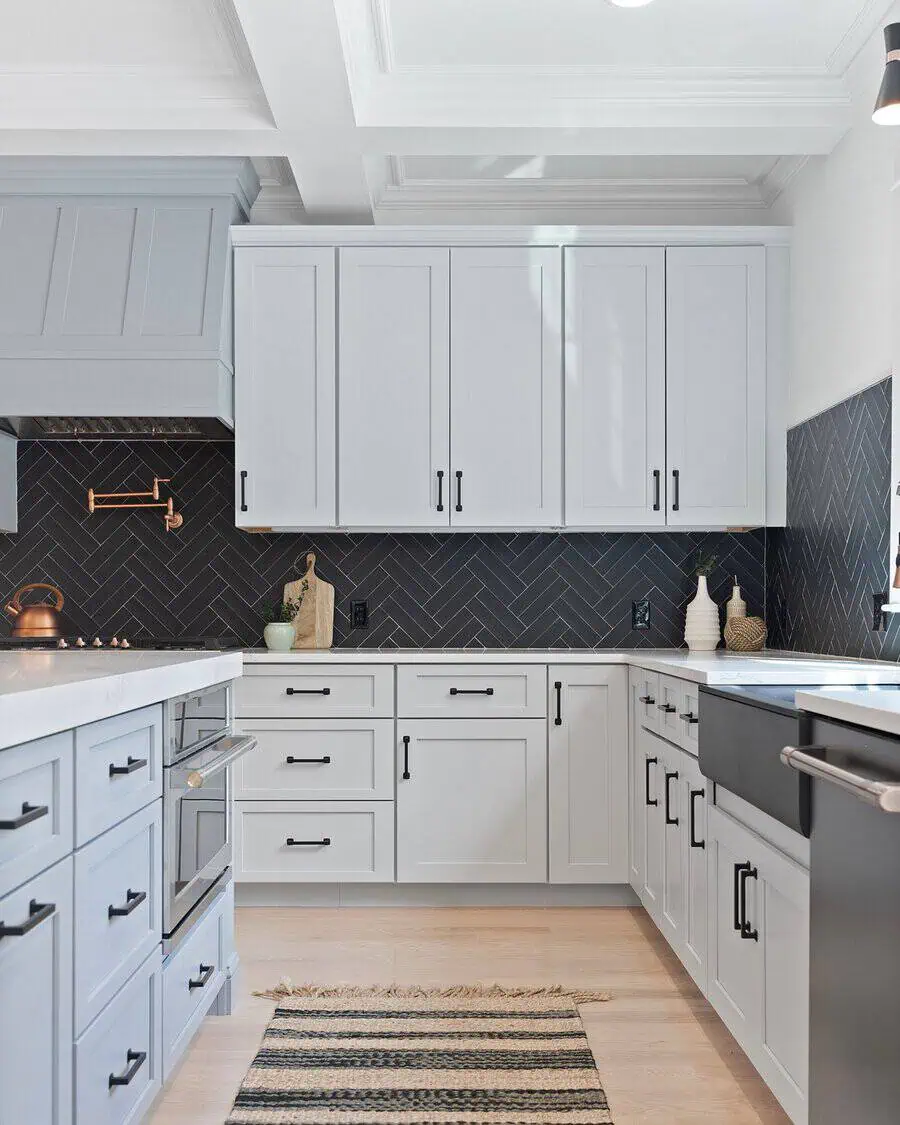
xmin=183 ymin=735 xmax=258 ymax=789
xmin=781 ymin=744 xmax=900 ymax=812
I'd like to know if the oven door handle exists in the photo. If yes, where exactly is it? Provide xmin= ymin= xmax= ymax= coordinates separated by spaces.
xmin=782 ymin=744 xmax=900 ymax=812
xmin=183 ymin=735 xmax=258 ymax=789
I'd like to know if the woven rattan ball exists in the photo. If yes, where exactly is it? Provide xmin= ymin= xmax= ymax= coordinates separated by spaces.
xmin=724 ymin=616 xmax=767 ymax=652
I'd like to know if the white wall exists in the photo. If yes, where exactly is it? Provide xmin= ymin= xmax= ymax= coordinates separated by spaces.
xmin=774 ymin=5 xmax=900 ymax=428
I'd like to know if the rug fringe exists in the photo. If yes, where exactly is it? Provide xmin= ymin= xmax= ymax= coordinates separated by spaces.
xmin=254 ymin=981 xmax=611 ymax=1004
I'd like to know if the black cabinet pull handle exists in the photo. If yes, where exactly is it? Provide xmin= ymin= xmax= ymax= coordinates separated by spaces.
xmin=645 ymin=756 xmax=658 ymax=807
xmin=286 ymin=687 xmax=331 ymax=696
xmin=449 ymin=687 xmax=495 ymax=696
xmin=664 ymin=771 xmax=679 ymax=825
xmin=652 ymin=469 xmax=661 ymax=512
xmin=740 ymin=867 xmax=759 ymax=941
xmin=672 ymin=468 xmax=680 ymax=512
xmin=639 ymin=695 xmax=655 ymax=706
xmin=657 ymin=703 xmax=677 ymax=713
xmin=554 ymin=681 xmax=563 ymax=726
xmin=402 ymin=734 xmax=410 ymax=780
xmin=0 ymin=802 xmax=49 ymax=831
xmin=0 ymin=899 xmax=55 ymax=940
xmin=455 ymin=470 xmax=463 ymax=513
xmin=286 ymin=837 xmax=331 ymax=847
xmin=240 ymin=470 xmax=248 ymax=513
xmin=678 ymin=711 xmax=699 ymax=725
xmin=108 ymin=1049 xmax=147 ymax=1089
xmin=108 ymin=889 xmax=146 ymax=920
xmin=188 ymin=963 xmax=215 ymax=990
xmin=689 ymin=790 xmax=706 ymax=849
xmin=109 ymin=755 xmax=147 ymax=777
xmin=436 ymin=470 xmax=445 ymax=513
xmin=734 ymin=862 xmax=751 ymax=932
xmin=286 ymin=755 xmax=332 ymax=765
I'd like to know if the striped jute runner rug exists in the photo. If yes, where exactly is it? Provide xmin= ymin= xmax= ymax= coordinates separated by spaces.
xmin=227 ymin=984 xmax=614 ymax=1124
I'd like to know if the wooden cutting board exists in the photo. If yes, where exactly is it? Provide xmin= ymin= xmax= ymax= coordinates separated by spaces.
xmin=283 ymin=553 xmax=334 ymax=650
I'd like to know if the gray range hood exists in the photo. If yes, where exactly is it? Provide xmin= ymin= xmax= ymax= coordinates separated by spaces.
xmin=0 ymin=157 xmax=259 ymax=437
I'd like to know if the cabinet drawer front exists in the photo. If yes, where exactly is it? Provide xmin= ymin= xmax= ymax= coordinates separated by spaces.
xmin=75 ymin=705 xmax=163 ymax=846
xmin=162 ymin=888 xmax=226 ymax=1076
xmin=234 ymin=801 xmax=395 ymax=883
xmin=657 ymin=675 xmax=683 ymax=743
xmin=234 ymin=720 xmax=394 ymax=800
xmin=634 ymin=671 xmax=661 ymax=732
xmin=75 ymin=948 xmax=162 ymax=1125
xmin=0 ymin=730 xmax=74 ymax=898
xmin=74 ymin=802 xmax=162 ymax=1034
xmin=237 ymin=666 xmax=393 ymax=719
xmin=678 ymin=681 xmax=700 ymax=755
xmin=397 ymin=665 xmax=546 ymax=718
xmin=0 ymin=856 xmax=74 ymax=1125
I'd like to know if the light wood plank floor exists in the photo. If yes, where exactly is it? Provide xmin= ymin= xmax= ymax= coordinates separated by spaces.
xmin=148 ymin=905 xmax=790 ymax=1125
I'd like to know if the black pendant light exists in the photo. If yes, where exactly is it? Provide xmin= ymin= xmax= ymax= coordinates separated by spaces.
xmin=874 ymin=23 xmax=900 ymax=124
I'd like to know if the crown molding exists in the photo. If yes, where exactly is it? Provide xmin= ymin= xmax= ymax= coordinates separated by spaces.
xmin=759 ymin=155 xmax=810 ymax=205
xmin=826 ymin=0 xmax=897 ymax=74
xmin=207 ymin=0 xmax=261 ymax=81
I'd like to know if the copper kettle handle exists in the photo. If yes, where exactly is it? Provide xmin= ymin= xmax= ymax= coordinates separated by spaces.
xmin=6 ymin=583 xmax=65 ymax=615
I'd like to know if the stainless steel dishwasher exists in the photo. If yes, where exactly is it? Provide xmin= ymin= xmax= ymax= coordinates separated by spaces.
xmin=782 ymin=717 xmax=900 ymax=1125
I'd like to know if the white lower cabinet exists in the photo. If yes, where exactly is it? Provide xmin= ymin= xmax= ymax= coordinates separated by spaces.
xmin=707 ymin=805 xmax=809 ymax=1125
xmin=549 ymin=666 xmax=627 ymax=884
xmin=680 ymin=752 xmax=708 ymax=991
xmin=396 ymin=720 xmax=547 ymax=883
xmin=74 ymin=948 xmax=162 ymax=1125
xmin=0 ymin=856 xmax=73 ymax=1125
xmin=638 ymin=726 xmax=664 ymax=916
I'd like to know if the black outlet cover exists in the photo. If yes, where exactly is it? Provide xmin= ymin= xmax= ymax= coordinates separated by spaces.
xmin=632 ymin=599 xmax=651 ymax=631
xmin=351 ymin=600 xmax=368 ymax=629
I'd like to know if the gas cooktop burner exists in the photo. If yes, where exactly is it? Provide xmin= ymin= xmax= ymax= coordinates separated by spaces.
xmin=0 ymin=635 xmax=238 ymax=651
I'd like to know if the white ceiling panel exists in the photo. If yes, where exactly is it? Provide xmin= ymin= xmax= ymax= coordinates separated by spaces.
xmin=396 ymin=154 xmax=780 ymax=183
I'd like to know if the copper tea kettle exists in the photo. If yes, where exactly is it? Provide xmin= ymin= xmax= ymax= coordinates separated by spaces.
xmin=5 ymin=584 xmax=65 ymax=638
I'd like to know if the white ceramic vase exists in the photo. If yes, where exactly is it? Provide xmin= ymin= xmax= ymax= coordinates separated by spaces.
xmin=684 ymin=576 xmax=721 ymax=652
xmin=263 ymin=622 xmax=295 ymax=652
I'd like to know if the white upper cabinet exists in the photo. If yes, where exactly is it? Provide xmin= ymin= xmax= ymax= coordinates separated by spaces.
xmin=666 ymin=246 xmax=767 ymax=528
xmin=234 ymin=247 xmax=336 ymax=529
xmin=0 ymin=431 xmax=15 ymax=533
xmin=339 ymin=248 xmax=450 ymax=528
xmin=449 ymin=248 xmax=563 ymax=528
xmin=565 ymin=248 xmax=666 ymax=527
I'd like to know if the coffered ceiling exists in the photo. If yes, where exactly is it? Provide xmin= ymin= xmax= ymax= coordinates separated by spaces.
xmin=0 ymin=0 xmax=892 ymax=222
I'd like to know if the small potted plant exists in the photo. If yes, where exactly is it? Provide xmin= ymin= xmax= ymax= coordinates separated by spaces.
xmin=684 ymin=552 xmax=721 ymax=652
xmin=263 ymin=598 xmax=303 ymax=652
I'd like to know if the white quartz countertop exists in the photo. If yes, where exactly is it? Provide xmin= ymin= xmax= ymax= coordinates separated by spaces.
xmin=242 ymin=647 xmax=900 ymax=686
xmin=795 ymin=688 xmax=900 ymax=737
xmin=0 ymin=650 xmax=243 ymax=751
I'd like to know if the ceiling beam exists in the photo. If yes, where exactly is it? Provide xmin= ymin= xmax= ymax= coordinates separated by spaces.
xmin=230 ymin=0 xmax=373 ymax=222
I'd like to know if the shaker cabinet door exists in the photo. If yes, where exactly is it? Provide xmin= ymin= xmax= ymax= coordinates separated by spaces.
xmin=666 ymin=246 xmax=766 ymax=528
xmin=564 ymin=248 xmax=666 ymax=527
xmin=234 ymin=246 xmax=336 ymax=529
xmin=339 ymin=247 xmax=450 ymax=528
xmin=449 ymin=248 xmax=562 ymax=528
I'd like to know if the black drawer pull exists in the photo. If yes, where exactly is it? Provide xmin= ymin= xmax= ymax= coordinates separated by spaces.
xmin=436 ymin=470 xmax=445 ymax=512
xmin=664 ymin=771 xmax=679 ymax=825
xmin=734 ymin=862 xmax=751 ymax=932
xmin=0 ymin=802 xmax=49 ymax=830
xmin=402 ymin=734 xmax=410 ymax=780
xmin=657 ymin=703 xmax=677 ymax=713
xmin=109 ymin=755 xmax=148 ymax=777
xmin=645 ymin=756 xmax=658 ymax=807
xmin=108 ymin=1049 xmax=147 ymax=1089
xmin=188 ymin=963 xmax=215 ymax=990
xmin=679 ymin=711 xmax=699 ymax=725
xmin=740 ymin=866 xmax=759 ymax=941
xmin=0 ymin=899 xmax=55 ymax=940
xmin=286 ymin=755 xmax=332 ymax=765
xmin=455 ymin=470 xmax=463 ymax=513
xmin=286 ymin=837 xmax=331 ymax=847
xmin=554 ymin=680 xmax=562 ymax=726
xmin=652 ymin=468 xmax=661 ymax=511
xmin=286 ymin=687 xmax=331 ymax=696
xmin=108 ymin=889 xmax=146 ymax=919
xmin=239 ymin=470 xmax=248 ymax=513
xmin=449 ymin=687 xmax=494 ymax=696
xmin=639 ymin=695 xmax=655 ymax=706
xmin=689 ymin=789 xmax=706 ymax=849
xmin=672 ymin=468 xmax=680 ymax=512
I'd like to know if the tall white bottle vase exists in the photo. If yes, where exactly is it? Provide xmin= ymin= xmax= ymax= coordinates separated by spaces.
xmin=684 ymin=576 xmax=721 ymax=652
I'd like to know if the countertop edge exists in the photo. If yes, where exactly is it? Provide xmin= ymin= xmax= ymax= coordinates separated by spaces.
xmin=795 ymin=690 xmax=900 ymax=738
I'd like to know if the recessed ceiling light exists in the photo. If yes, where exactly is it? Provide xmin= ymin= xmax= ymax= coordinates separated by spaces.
xmin=607 ymin=0 xmax=657 ymax=7
xmin=873 ymin=24 xmax=900 ymax=125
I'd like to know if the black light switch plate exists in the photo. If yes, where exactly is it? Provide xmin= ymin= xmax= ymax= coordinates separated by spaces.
xmin=351 ymin=599 xmax=369 ymax=628
xmin=632 ymin=598 xmax=651 ymax=631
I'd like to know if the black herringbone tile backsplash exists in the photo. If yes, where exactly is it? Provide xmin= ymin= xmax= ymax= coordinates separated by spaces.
xmin=0 ymin=441 xmax=765 ymax=649
xmin=768 ymin=376 xmax=900 ymax=659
